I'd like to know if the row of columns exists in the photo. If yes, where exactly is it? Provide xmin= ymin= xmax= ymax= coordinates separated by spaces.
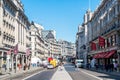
xmin=0 ymin=50 xmax=31 ymax=74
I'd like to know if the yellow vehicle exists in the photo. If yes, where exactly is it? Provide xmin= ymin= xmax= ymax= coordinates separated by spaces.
xmin=50 ymin=59 xmax=57 ymax=67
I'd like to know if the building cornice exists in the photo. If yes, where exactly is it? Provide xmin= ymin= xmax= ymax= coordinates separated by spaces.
xmin=91 ymin=0 xmax=108 ymax=20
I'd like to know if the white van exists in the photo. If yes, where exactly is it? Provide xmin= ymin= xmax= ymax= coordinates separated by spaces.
xmin=75 ymin=59 xmax=84 ymax=68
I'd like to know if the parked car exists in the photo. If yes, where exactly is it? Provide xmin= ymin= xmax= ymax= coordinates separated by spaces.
xmin=47 ymin=63 xmax=54 ymax=69
xmin=42 ymin=60 xmax=49 ymax=68
xmin=75 ymin=59 xmax=84 ymax=68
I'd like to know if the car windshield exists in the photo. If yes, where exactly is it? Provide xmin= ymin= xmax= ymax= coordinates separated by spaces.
xmin=76 ymin=61 xmax=83 ymax=63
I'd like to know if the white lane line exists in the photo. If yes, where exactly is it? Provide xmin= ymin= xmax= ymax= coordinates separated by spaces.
xmin=80 ymin=70 xmax=103 ymax=80
xmin=22 ymin=69 xmax=45 ymax=80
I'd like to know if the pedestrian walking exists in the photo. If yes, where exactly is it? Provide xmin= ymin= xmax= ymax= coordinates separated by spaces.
xmin=2 ymin=61 xmax=7 ymax=72
xmin=59 ymin=62 xmax=63 ymax=71
xmin=95 ymin=63 xmax=98 ymax=70
xmin=109 ymin=63 xmax=114 ymax=72
xmin=37 ymin=61 xmax=40 ymax=67
xmin=87 ymin=63 xmax=90 ymax=69
xmin=28 ymin=63 xmax=30 ymax=70
xmin=113 ymin=61 xmax=118 ymax=71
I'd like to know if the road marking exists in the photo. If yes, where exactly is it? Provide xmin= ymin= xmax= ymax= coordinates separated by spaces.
xmin=80 ymin=70 xmax=103 ymax=80
xmin=75 ymin=68 xmax=80 ymax=71
xmin=65 ymin=66 xmax=75 ymax=68
xmin=22 ymin=69 xmax=45 ymax=80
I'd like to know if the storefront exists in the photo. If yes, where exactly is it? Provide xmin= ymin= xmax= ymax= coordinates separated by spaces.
xmin=93 ymin=50 xmax=118 ymax=70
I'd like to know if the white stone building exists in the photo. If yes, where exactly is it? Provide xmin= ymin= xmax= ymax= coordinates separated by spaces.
xmin=0 ymin=0 xmax=30 ymax=73
xmin=30 ymin=22 xmax=49 ymax=59
xmin=76 ymin=25 xmax=85 ymax=59
xmin=76 ymin=9 xmax=93 ymax=67
xmin=87 ymin=0 xmax=120 ymax=68
xmin=58 ymin=40 xmax=76 ymax=57
xmin=42 ymin=30 xmax=61 ymax=58
xmin=77 ymin=0 xmax=120 ymax=69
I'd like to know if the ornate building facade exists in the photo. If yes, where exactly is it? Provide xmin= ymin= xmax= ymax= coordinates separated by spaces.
xmin=76 ymin=25 xmax=85 ymax=59
xmin=76 ymin=0 xmax=120 ymax=69
xmin=42 ymin=30 xmax=61 ymax=58
xmin=88 ymin=0 xmax=120 ymax=67
xmin=30 ymin=22 xmax=49 ymax=59
xmin=0 ymin=0 xmax=30 ymax=73
xmin=58 ymin=40 xmax=76 ymax=57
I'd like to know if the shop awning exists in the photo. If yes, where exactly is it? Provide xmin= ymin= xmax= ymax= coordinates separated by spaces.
xmin=93 ymin=50 xmax=116 ymax=59
xmin=94 ymin=52 xmax=109 ymax=59
xmin=104 ymin=50 xmax=116 ymax=58
xmin=93 ymin=52 xmax=106 ymax=59
xmin=93 ymin=54 xmax=98 ymax=58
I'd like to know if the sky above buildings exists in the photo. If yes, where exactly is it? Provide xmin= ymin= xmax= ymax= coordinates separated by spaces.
xmin=21 ymin=0 xmax=100 ymax=43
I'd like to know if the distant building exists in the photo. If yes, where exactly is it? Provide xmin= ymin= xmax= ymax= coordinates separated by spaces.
xmin=30 ymin=22 xmax=49 ymax=59
xmin=58 ymin=40 xmax=76 ymax=57
xmin=42 ymin=30 xmax=61 ymax=58
xmin=42 ymin=30 xmax=56 ymax=41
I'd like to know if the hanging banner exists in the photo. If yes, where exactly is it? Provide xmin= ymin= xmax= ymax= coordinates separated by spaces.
xmin=26 ymin=48 xmax=30 ymax=56
xmin=13 ymin=43 xmax=18 ymax=55
xmin=99 ymin=36 xmax=105 ymax=47
xmin=7 ymin=49 xmax=12 ymax=55
xmin=91 ymin=42 xmax=96 ymax=50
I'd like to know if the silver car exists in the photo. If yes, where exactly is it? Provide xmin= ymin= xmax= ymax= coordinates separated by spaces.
xmin=47 ymin=64 xmax=54 ymax=69
xmin=75 ymin=59 xmax=84 ymax=68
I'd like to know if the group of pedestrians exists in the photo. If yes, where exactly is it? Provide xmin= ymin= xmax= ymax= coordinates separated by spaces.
xmin=104 ymin=61 xmax=119 ymax=72
xmin=87 ymin=60 xmax=119 ymax=72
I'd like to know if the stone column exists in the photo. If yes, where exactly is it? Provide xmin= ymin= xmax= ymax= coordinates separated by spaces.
xmin=84 ymin=51 xmax=87 ymax=68
xmin=0 ymin=51 xmax=3 ymax=74
xmin=115 ymin=4 xmax=118 ymax=16
xmin=6 ymin=54 xmax=10 ymax=72
xmin=22 ymin=55 xmax=24 ymax=70
xmin=0 ymin=51 xmax=2 ymax=73
xmin=11 ymin=53 xmax=13 ymax=71
xmin=1 ymin=51 xmax=4 ymax=72
xmin=25 ymin=56 xmax=27 ymax=70
xmin=15 ymin=54 xmax=17 ymax=73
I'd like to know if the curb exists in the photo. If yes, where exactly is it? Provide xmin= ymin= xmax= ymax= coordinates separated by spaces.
xmin=82 ymin=68 xmax=120 ymax=76
xmin=0 ymin=74 xmax=9 ymax=80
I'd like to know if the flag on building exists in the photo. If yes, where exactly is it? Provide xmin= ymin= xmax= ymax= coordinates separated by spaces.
xmin=99 ymin=36 xmax=105 ymax=47
xmin=91 ymin=42 xmax=96 ymax=50
xmin=13 ymin=43 xmax=18 ymax=55
xmin=26 ymin=48 xmax=30 ymax=56
xmin=7 ymin=49 xmax=12 ymax=55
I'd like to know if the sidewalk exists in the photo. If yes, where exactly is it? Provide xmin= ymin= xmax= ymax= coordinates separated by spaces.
xmin=51 ymin=66 xmax=73 ymax=80
xmin=0 ymin=67 xmax=43 ymax=80
xmin=85 ymin=68 xmax=120 ymax=76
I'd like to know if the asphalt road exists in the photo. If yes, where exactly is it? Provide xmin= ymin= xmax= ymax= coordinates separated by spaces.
xmin=64 ymin=63 xmax=120 ymax=80
xmin=3 ymin=68 xmax=44 ymax=80
xmin=24 ymin=68 xmax=57 ymax=80
xmin=10 ymin=63 xmax=120 ymax=80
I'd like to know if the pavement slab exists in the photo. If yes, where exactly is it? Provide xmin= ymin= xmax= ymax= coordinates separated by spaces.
xmin=51 ymin=66 xmax=73 ymax=80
